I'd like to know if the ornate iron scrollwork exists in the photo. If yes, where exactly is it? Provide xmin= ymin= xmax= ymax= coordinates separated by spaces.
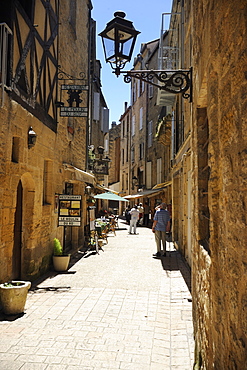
xmin=57 ymin=68 xmax=86 ymax=81
xmin=122 ymin=67 xmax=192 ymax=101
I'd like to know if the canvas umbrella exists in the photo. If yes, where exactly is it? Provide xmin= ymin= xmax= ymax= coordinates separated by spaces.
xmin=93 ymin=192 xmax=129 ymax=202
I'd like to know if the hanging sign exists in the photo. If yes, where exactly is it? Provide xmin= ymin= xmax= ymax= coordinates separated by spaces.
xmin=58 ymin=195 xmax=82 ymax=226
xmin=59 ymin=84 xmax=88 ymax=117
xmin=60 ymin=107 xmax=88 ymax=117
xmin=61 ymin=84 xmax=88 ymax=90
xmin=93 ymin=159 xmax=109 ymax=175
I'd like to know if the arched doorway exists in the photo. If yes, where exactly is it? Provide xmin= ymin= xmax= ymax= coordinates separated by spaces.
xmin=13 ymin=174 xmax=35 ymax=279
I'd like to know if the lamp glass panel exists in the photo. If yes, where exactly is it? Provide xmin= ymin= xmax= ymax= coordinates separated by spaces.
xmin=120 ymin=38 xmax=133 ymax=58
xmin=103 ymin=37 xmax=115 ymax=61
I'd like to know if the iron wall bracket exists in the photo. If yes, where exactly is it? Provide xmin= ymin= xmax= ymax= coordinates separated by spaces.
xmin=119 ymin=67 xmax=192 ymax=102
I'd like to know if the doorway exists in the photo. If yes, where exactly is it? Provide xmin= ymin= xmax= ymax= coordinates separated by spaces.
xmin=13 ymin=180 xmax=22 ymax=279
xmin=13 ymin=174 xmax=35 ymax=280
xmin=187 ymin=169 xmax=192 ymax=266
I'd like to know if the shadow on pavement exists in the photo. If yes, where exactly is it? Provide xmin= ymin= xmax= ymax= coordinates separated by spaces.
xmin=159 ymin=249 xmax=192 ymax=294
xmin=0 ymin=312 xmax=25 ymax=322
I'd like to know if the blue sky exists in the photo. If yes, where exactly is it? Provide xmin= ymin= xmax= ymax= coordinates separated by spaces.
xmin=91 ymin=0 xmax=173 ymax=126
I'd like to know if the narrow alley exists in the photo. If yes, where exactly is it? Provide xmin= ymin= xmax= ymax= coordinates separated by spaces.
xmin=0 ymin=219 xmax=194 ymax=370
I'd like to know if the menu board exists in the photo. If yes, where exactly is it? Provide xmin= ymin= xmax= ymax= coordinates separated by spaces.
xmin=58 ymin=195 xmax=82 ymax=226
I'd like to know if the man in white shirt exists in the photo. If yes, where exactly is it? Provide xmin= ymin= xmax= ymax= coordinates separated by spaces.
xmin=129 ymin=205 xmax=139 ymax=234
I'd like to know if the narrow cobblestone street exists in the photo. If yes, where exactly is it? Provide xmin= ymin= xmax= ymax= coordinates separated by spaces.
xmin=0 ymin=219 xmax=194 ymax=369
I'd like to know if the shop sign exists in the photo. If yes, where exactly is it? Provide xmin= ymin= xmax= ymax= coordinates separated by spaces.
xmin=58 ymin=195 xmax=82 ymax=226
xmin=60 ymin=107 xmax=88 ymax=117
xmin=93 ymin=160 xmax=109 ymax=175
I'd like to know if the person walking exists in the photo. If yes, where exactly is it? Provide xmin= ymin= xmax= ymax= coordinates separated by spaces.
xmin=129 ymin=205 xmax=139 ymax=234
xmin=137 ymin=202 xmax=144 ymax=226
xmin=152 ymin=202 xmax=170 ymax=257
xmin=143 ymin=201 xmax=150 ymax=226
xmin=125 ymin=205 xmax=131 ymax=225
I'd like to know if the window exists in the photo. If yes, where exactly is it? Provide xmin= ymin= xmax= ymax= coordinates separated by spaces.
xmin=43 ymin=160 xmax=53 ymax=205
xmin=101 ymin=107 xmax=109 ymax=133
xmin=93 ymin=92 xmax=100 ymax=121
xmin=12 ymin=137 xmax=20 ymax=163
xmin=122 ymin=119 xmax=125 ymax=138
xmin=122 ymin=149 xmax=124 ymax=165
xmin=69 ymin=0 xmax=77 ymax=33
xmin=157 ymin=158 xmax=162 ymax=184
xmin=104 ymin=136 xmax=109 ymax=152
xmin=148 ymin=120 xmax=153 ymax=147
xmin=140 ymin=79 xmax=144 ymax=95
xmin=137 ymin=80 xmax=140 ymax=97
xmin=139 ymin=107 xmax=143 ymax=130
xmin=197 ymin=108 xmax=210 ymax=254
xmin=127 ymin=116 xmax=129 ymax=133
xmin=131 ymin=147 xmax=135 ymax=163
xmin=132 ymin=115 xmax=135 ymax=136
xmin=146 ymin=162 xmax=152 ymax=189
xmin=139 ymin=142 xmax=144 ymax=160
xmin=132 ymin=81 xmax=137 ymax=103
xmin=0 ymin=23 xmax=12 ymax=106
xmin=149 ymin=84 xmax=153 ymax=98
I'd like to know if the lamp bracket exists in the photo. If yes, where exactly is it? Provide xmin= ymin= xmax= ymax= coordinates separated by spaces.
xmin=119 ymin=67 xmax=192 ymax=101
xmin=57 ymin=67 xmax=86 ymax=81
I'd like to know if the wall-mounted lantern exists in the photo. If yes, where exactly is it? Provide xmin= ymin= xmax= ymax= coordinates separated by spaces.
xmin=28 ymin=127 xmax=37 ymax=149
xmin=97 ymin=146 xmax=105 ymax=155
xmin=85 ymin=185 xmax=93 ymax=196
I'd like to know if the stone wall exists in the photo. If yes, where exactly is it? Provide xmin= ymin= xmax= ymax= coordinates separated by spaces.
xmin=192 ymin=0 xmax=247 ymax=367
xmin=108 ymin=123 xmax=121 ymax=185
xmin=0 ymin=0 xmax=92 ymax=282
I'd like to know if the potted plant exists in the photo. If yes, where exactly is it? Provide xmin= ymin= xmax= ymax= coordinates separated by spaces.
xmin=52 ymin=238 xmax=71 ymax=272
xmin=0 ymin=280 xmax=31 ymax=315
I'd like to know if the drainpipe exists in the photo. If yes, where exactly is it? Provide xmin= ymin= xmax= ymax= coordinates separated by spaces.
xmin=86 ymin=4 xmax=93 ymax=170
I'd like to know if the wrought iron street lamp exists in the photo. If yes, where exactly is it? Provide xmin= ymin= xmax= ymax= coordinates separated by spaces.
xmin=99 ymin=11 xmax=140 ymax=77
xmin=99 ymin=12 xmax=192 ymax=101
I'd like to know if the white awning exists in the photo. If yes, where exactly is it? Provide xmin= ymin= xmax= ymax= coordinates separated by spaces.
xmin=125 ymin=188 xmax=164 ymax=199
xmin=63 ymin=163 xmax=95 ymax=185
xmin=95 ymin=184 xmax=119 ymax=195
xmin=125 ymin=181 xmax=172 ymax=199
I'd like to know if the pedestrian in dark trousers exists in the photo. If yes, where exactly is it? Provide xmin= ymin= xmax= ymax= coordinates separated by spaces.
xmin=125 ymin=205 xmax=131 ymax=225
xmin=152 ymin=203 xmax=170 ymax=257
xmin=143 ymin=202 xmax=150 ymax=226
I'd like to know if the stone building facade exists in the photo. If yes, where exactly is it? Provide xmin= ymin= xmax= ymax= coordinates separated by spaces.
xmin=165 ymin=1 xmax=193 ymax=266
xmin=118 ymin=0 xmax=247 ymax=366
xmin=119 ymin=103 xmax=131 ymax=196
xmin=108 ymin=121 xmax=121 ymax=188
xmin=120 ymin=37 xmax=172 ymax=211
xmin=191 ymin=0 xmax=247 ymax=367
xmin=0 ymin=0 xmax=106 ymax=282
xmin=167 ymin=0 xmax=247 ymax=367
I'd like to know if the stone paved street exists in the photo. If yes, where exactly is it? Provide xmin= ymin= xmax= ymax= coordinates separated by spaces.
xmin=0 ymin=219 xmax=194 ymax=369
